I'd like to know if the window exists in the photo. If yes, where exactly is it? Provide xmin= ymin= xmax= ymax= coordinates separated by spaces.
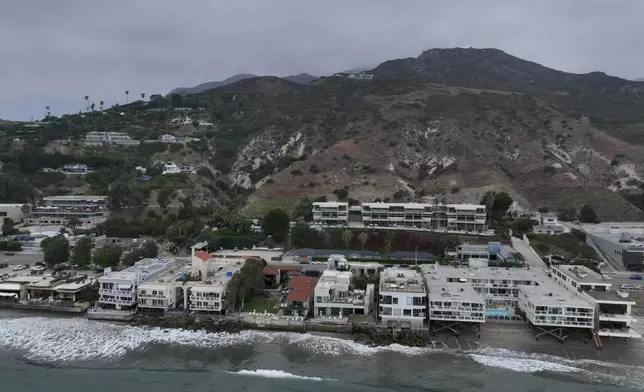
xmin=393 ymin=308 xmax=401 ymax=316
xmin=407 ymin=297 xmax=413 ymax=305
xmin=392 ymin=297 xmax=398 ymax=305
xmin=316 ymin=296 xmax=322 ymax=303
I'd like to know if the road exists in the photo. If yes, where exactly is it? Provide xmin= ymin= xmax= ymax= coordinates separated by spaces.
xmin=0 ymin=251 xmax=43 ymax=267
xmin=510 ymin=236 xmax=545 ymax=268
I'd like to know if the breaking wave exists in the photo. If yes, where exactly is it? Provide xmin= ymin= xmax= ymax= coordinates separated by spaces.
xmin=1 ymin=316 xmax=643 ymax=388
xmin=229 ymin=369 xmax=332 ymax=381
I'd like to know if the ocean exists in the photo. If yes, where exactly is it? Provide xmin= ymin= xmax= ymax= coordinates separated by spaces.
xmin=0 ymin=312 xmax=643 ymax=392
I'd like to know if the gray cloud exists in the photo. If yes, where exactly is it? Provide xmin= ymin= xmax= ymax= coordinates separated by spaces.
xmin=1 ymin=0 xmax=642 ymax=119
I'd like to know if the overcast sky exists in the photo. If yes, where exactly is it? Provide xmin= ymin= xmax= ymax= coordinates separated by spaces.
xmin=1 ymin=0 xmax=642 ymax=120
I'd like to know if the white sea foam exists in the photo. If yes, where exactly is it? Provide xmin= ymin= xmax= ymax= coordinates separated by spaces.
xmin=230 ymin=369 xmax=331 ymax=381
xmin=469 ymin=354 xmax=579 ymax=373
xmin=0 ymin=317 xmax=435 ymax=362
xmin=2 ymin=315 xmax=643 ymax=388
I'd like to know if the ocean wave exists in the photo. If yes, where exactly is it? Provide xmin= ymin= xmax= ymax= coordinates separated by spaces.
xmin=229 ymin=369 xmax=332 ymax=381
xmin=469 ymin=353 xmax=579 ymax=373
xmin=2 ymin=315 xmax=643 ymax=388
xmin=0 ymin=317 xmax=437 ymax=362
xmin=468 ymin=347 xmax=644 ymax=389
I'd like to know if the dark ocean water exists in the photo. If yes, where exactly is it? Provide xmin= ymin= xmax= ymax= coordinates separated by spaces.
xmin=0 ymin=314 xmax=643 ymax=392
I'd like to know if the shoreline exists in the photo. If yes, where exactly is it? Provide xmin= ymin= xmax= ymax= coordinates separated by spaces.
xmin=2 ymin=309 xmax=644 ymax=367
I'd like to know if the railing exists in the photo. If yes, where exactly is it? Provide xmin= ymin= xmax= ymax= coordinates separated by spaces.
xmin=190 ymin=304 xmax=220 ymax=311
xmin=88 ymin=307 xmax=136 ymax=316
xmin=99 ymin=297 xmax=136 ymax=306
xmin=430 ymin=314 xmax=485 ymax=321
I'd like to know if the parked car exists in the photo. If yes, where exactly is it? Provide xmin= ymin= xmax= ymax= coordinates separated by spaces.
xmin=0 ymin=263 xmax=8 ymax=269
xmin=4 ymin=252 xmax=15 ymax=256
xmin=630 ymin=274 xmax=643 ymax=280
xmin=12 ymin=265 xmax=26 ymax=271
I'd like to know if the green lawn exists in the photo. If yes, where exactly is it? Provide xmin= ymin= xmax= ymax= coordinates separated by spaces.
xmin=243 ymin=297 xmax=278 ymax=313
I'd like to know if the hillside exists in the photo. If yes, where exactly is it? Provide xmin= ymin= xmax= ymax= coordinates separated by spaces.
xmin=3 ymin=48 xmax=644 ymax=222
xmin=170 ymin=73 xmax=317 ymax=95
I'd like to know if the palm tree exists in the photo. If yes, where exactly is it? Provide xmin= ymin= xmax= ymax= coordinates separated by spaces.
xmin=89 ymin=102 xmax=95 ymax=132
xmin=84 ymin=95 xmax=89 ymax=111
xmin=45 ymin=106 xmax=50 ymax=118
xmin=125 ymin=90 xmax=129 ymax=104
xmin=141 ymin=93 xmax=145 ymax=101
xmin=358 ymin=231 xmax=369 ymax=250
xmin=99 ymin=100 xmax=104 ymax=110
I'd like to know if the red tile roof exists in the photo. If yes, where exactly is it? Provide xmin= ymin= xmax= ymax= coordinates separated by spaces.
xmin=287 ymin=276 xmax=318 ymax=302
xmin=194 ymin=250 xmax=212 ymax=261
xmin=263 ymin=266 xmax=281 ymax=276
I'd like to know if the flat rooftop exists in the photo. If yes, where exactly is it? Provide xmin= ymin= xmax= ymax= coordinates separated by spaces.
xmin=437 ymin=265 xmax=544 ymax=283
xmin=101 ymin=257 xmax=184 ymax=282
xmin=519 ymin=279 xmax=593 ymax=308
xmin=586 ymin=290 xmax=636 ymax=304
xmin=139 ymin=261 xmax=192 ymax=287
xmin=429 ymin=281 xmax=484 ymax=304
xmin=190 ymin=263 xmax=243 ymax=290
xmin=380 ymin=268 xmax=426 ymax=293
xmin=554 ymin=265 xmax=609 ymax=285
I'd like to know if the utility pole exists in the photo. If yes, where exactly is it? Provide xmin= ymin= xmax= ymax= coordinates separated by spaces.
xmin=415 ymin=246 xmax=418 ymax=266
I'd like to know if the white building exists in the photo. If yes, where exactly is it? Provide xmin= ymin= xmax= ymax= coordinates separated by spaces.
xmin=0 ymin=203 xmax=25 ymax=226
xmin=158 ymin=134 xmax=178 ymax=143
xmin=378 ymin=268 xmax=427 ymax=326
xmin=439 ymin=265 xmax=541 ymax=307
xmin=312 ymin=202 xmax=349 ymax=225
xmin=423 ymin=264 xmax=485 ymax=336
xmin=137 ymin=261 xmax=191 ymax=310
xmin=160 ymin=161 xmax=197 ymax=175
xmin=518 ymin=279 xmax=595 ymax=341
xmin=533 ymin=213 xmax=568 ymax=235
xmin=313 ymin=269 xmax=374 ymax=317
xmin=361 ymin=202 xmax=487 ymax=232
xmin=84 ymin=131 xmax=141 ymax=146
xmin=551 ymin=265 xmax=641 ymax=338
xmin=26 ymin=195 xmax=109 ymax=228
xmin=89 ymin=257 xmax=181 ymax=320
xmin=189 ymin=262 xmax=244 ymax=314
xmin=60 ymin=164 xmax=92 ymax=175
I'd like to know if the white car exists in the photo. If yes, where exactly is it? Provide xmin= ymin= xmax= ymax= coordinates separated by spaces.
xmin=12 ymin=265 xmax=26 ymax=271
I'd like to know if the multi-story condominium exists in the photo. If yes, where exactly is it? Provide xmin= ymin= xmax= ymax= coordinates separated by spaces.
xmin=137 ymin=260 xmax=191 ymax=311
xmin=360 ymin=202 xmax=487 ymax=232
xmin=428 ymin=282 xmax=485 ymax=328
xmin=84 ymin=131 xmax=141 ymax=146
xmin=313 ymin=269 xmax=375 ymax=317
xmin=189 ymin=263 xmax=243 ymax=314
xmin=26 ymin=196 xmax=109 ymax=228
xmin=89 ymin=257 xmax=181 ymax=320
xmin=378 ymin=268 xmax=427 ymax=326
xmin=0 ymin=203 xmax=25 ymax=226
xmin=312 ymin=202 xmax=349 ymax=225
xmin=439 ymin=265 xmax=541 ymax=307
xmin=518 ymin=279 xmax=595 ymax=341
xmin=551 ymin=265 xmax=641 ymax=338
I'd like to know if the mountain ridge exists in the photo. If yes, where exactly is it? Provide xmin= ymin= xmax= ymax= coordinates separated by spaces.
xmin=169 ymin=73 xmax=317 ymax=95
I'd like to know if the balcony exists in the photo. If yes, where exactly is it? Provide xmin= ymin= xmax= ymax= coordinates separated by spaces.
xmin=190 ymin=304 xmax=221 ymax=311
xmin=599 ymin=312 xmax=634 ymax=322
xmin=99 ymin=297 xmax=136 ymax=306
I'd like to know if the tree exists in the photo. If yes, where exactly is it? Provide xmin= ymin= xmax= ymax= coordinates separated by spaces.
xmin=41 ymin=235 xmax=70 ymax=267
xmin=93 ymin=244 xmax=123 ymax=268
xmin=125 ymin=90 xmax=129 ymax=104
xmin=570 ymin=228 xmax=587 ymax=243
xmin=480 ymin=191 xmax=513 ymax=220
xmin=226 ymin=259 xmax=266 ymax=311
xmin=292 ymin=197 xmax=313 ymax=221
xmin=558 ymin=208 xmax=577 ymax=222
xmin=99 ymin=100 xmax=104 ymax=110
xmin=511 ymin=218 xmax=534 ymax=237
xmin=67 ymin=217 xmax=82 ymax=232
xmin=71 ymin=237 xmax=92 ymax=267
xmin=579 ymin=205 xmax=599 ymax=223
xmin=122 ymin=240 xmax=158 ymax=266
xmin=382 ymin=230 xmax=395 ymax=253
xmin=141 ymin=93 xmax=145 ymax=101
xmin=342 ymin=229 xmax=353 ymax=249
xmin=358 ymin=231 xmax=369 ymax=250
xmin=262 ymin=208 xmax=290 ymax=242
